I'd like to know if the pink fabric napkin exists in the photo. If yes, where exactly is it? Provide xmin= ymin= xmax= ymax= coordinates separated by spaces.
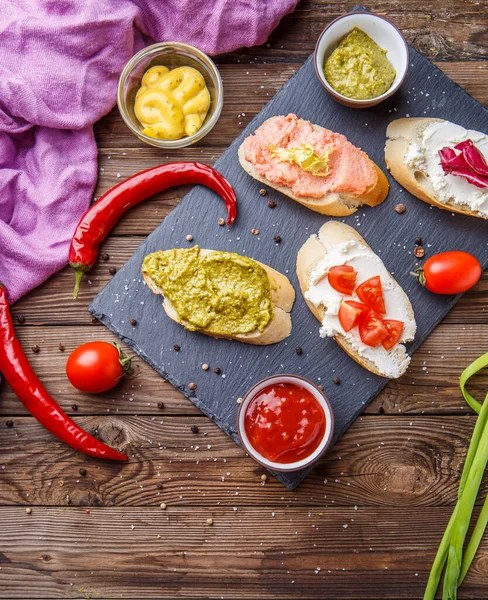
xmin=0 ymin=0 xmax=297 ymax=303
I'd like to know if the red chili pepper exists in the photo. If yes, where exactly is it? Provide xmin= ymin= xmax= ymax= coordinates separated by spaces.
xmin=0 ymin=283 xmax=128 ymax=460
xmin=69 ymin=162 xmax=237 ymax=298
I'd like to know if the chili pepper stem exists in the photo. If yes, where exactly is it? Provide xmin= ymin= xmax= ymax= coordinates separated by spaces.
xmin=70 ymin=263 xmax=92 ymax=300
xmin=410 ymin=268 xmax=426 ymax=287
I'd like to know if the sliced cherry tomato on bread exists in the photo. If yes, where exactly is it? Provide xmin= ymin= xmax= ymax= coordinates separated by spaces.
xmin=338 ymin=300 xmax=366 ymax=333
xmin=358 ymin=310 xmax=388 ymax=347
xmin=328 ymin=265 xmax=357 ymax=295
xmin=356 ymin=276 xmax=386 ymax=313
xmin=382 ymin=320 xmax=404 ymax=350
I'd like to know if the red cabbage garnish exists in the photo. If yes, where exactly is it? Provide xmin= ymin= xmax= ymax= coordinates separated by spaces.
xmin=439 ymin=139 xmax=488 ymax=189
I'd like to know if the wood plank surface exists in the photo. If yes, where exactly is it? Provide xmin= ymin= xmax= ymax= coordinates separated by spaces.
xmin=2 ymin=0 xmax=488 ymax=598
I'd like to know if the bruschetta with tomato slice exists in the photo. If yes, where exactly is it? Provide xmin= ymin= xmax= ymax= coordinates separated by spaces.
xmin=296 ymin=221 xmax=416 ymax=378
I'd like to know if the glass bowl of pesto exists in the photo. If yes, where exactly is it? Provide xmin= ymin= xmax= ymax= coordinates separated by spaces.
xmin=314 ymin=13 xmax=409 ymax=108
xmin=118 ymin=42 xmax=223 ymax=148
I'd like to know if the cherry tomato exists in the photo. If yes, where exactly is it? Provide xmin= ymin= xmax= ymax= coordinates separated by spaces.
xmin=66 ymin=341 xmax=131 ymax=393
xmin=356 ymin=276 xmax=386 ymax=313
xmin=382 ymin=320 xmax=404 ymax=351
xmin=358 ymin=310 xmax=388 ymax=347
xmin=327 ymin=265 xmax=357 ymax=295
xmin=414 ymin=251 xmax=482 ymax=295
xmin=338 ymin=300 xmax=366 ymax=333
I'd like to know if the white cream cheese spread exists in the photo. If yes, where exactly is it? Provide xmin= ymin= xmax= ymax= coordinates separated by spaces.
xmin=305 ymin=239 xmax=416 ymax=378
xmin=405 ymin=121 xmax=488 ymax=218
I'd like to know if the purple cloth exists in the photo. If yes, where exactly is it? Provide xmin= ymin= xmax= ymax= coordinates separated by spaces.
xmin=0 ymin=0 xmax=297 ymax=303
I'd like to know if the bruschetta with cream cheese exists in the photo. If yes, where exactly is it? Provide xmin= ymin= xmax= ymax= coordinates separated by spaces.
xmin=142 ymin=246 xmax=295 ymax=345
xmin=296 ymin=222 xmax=416 ymax=378
xmin=385 ymin=118 xmax=488 ymax=219
xmin=239 ymin=114 xmax=389 ymax=216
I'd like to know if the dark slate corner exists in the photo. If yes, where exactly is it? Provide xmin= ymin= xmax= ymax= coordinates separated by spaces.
xmin=90 ymin=8 xmax=488 ymax=490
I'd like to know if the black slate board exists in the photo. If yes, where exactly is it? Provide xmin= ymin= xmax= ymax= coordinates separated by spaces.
xmin=90 ymin=7 xmax=488 ymax=490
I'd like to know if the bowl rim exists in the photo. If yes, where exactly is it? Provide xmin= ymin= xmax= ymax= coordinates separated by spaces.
xmin=237 ymin=374 xmax=335 ymax=472
xmin=314 ymin=11 xmax=409 ymax=106
xmin=117 ymin=41 xmax=223 ymax=149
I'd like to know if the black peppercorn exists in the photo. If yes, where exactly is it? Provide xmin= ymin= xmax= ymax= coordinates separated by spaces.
xmin=130 ymin=319 xmax=137 ymax=326
xmin=16 ymin=315 xmax=25 ymax=324
xmin=5 ymin=420 xmax=14 ymax=428
xmin=214 ymin=367 xmax=221 ymax=375
xmin=267 ymin=200 xmax=276 ymax=209
xmin=191 ymin=425 xmax=199 ymax=434
xmin=273 ymin=235 xmax=281 ymax=244
xmin=157 ymin=402 xmax=165 ymax=409
xmin=333 ymin=376 xmax=341 ymax=385
xmin=173 ymin=344 xmax=180 ymax=352
xmin=295 ymin=347 xmax=303 ymax=355
xmin=32 ymin=345 xmax=40 ymax=354
xmin=71 ymin=404 xmax=78 ymax=411
xmin=415 ymin=237 xmax=423 ymax=246
xmin=79 ymin=468 xmax=87 ymax=476
xmin=109 ymin=267 xmax=116 ymax=275
xmin=102 ymin=253 xmax=110 ymax=261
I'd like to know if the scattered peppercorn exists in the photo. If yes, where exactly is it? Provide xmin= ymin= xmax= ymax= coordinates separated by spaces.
xmin=186 ymin=234 xmax=193 ymax=242
xmin=130 ymin=319 xmax=137 ymax=326
xmin=214 ymin=367 xmax=221 ymax=375
xmin=5 ymin=420 xmax=14 ymax=428
xmin=91 ymin=316 xmax=98 ymax=324
xmin=25 ymin=507 xmax=32 ymax=515
xmin=58 ymin=344 xmax=65 ymax=352
xmin=79 ymin=468 xmax=87 ymax=477
xmin=157 ymin=402 xmax=165 ymax=409
xmin=415 ymin=237 xmax=423 ymax=246
xmin=16 ymin=315 xmax=25 ymax=324
xmin=259 ymin=189 xmax=267 ymax=196
xmin=191 ymin=425 xmax=199 ymax=434
xmin=295 ymin=346 xmax=303 ymax=355
xmin=414 ymin=246 xmax=425 ymax=258
xmin=394 ymin=203 xmax=406 ymax=214
xmin=160 ymin=502 xmax=167 ymax=510
xmin=273 ymin=235 xmax=282 ymax=244
xmin=109 ymin=267 xmax=116 ymax=275
xmin=218 ymin=218 xmax=225 ymax=226
xmin=188 ymin=382 xmax=197 ymax=391
xmin=251 ymin=228 xmax=260 ymax=235
xmin=317 ymin=384 xmax=324 ymax=391
xmin=267 ymin=200 xmax=276 ymax=208
xmin=202 ymin=363 xmax=209 ymax=371
xmin=156 ymin=482 xmax=163 ymax=489
xmin=102 ymin=253 xmax=110 ymax=261
xmin=71 ymin=404 xmax=78 ymax=411
xmin=261 ymin=474 xmax=268 ymax=482
xmin=236 ymin=397 xmax=243 ymax=404
xmin=333 ymin=376 xmax=341 ymax=385
xmin=174 ymin=344 xmax=180 ymax=352
xmin=32 ymin=345 xmax=40 ymax=354
xmin=206 ymin=518 xmax=214 ymax=526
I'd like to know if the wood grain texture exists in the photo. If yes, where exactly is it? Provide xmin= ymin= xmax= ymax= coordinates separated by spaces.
xmin=2 ymin=0 xmax=488 ymax=597
xmin=0 ymin=415 xmax=484 ymax=507
xmin=2 ymin=506 xmax=488 ymax=600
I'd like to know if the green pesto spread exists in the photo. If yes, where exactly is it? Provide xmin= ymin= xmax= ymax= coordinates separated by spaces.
xmin=142 ymin=246 xmax=273 ymax=336
xmin=324 ymin=27 xmax=396 ymax=100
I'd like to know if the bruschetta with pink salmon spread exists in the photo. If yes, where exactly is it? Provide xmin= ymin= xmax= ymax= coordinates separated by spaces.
xmin=239 ymin=114 xmax=389 ymax=216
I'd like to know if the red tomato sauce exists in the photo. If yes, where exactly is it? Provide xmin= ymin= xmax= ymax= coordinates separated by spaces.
xmin=244 ymin=382 xmax=326 ymax=464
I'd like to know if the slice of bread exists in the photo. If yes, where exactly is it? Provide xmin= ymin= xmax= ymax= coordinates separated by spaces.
xmin=385 ymin=117 xmax=487 ymax=219
xmin=238 ymin=122 xmax=389 ymax=217
xmin=296 ymin=221 xmax=415 ymax=378
xmin=143 ymin=249 xmax=295 ymax=345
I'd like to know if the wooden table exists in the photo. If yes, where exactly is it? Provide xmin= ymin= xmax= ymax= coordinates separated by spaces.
xmin=1 ymin=2 xmax=487 ymax=598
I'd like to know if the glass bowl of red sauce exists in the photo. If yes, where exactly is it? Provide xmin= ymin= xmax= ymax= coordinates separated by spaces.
xmin=237 ymin=375 xmax=334 ymax=472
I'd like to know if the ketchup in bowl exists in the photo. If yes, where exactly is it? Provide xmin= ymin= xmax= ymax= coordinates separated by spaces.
xmin=238 ymin=375 xmax=334 ymax=472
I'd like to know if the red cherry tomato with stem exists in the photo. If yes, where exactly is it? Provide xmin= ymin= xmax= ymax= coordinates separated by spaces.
xmin=356 ymin=276 xmax=386 ymax=313
xmin=66 ymin=341 xmax=131 ymax=393
xmin=412 ymin=251 xmax=481 ymax=295
xmin=327 ymin=265 xmax=357 ymax=295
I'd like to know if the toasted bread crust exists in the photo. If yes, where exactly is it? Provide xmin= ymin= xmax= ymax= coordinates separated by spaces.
xmin=238 ymin=122 xmax=389 ymax=217
xmin=385 ymin=117 xmax=487 ymax=220
xmin=296 ymin=221 xmax=415 ymax=378
xmin=143 ymin=249 xmax=295 ymax=346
